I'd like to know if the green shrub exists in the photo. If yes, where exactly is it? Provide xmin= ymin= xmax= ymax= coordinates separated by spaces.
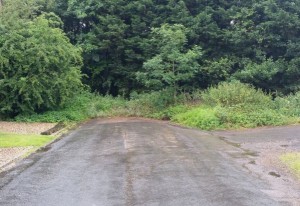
xmin=0 ymin=13 xmax=83 ymax=117
xmin=172 ymin=106 xmax=221 ymax=130
xmin=202 ymin=81 xmax=273 ymax=108
xmin=233 ymin=59 xmax=285 ymax=92
xmin=171 ymin=105 xmax=292 ymax=130
xmin=151 ymin=105 xmax=190 ymax=120
xmin=14 ymin=91 xmax=126 ymax=122
xmin=275 ymin=91 xmax=300 ymax=117
xmin=216 ymin=107 xmax=290 ymax=128
xmin=127 ymin=89 xmax=177 ymax=116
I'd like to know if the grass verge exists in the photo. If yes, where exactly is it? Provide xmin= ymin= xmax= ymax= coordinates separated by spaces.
xmin=0 ymin=133 xmax=55 ymax=148
xmin=280 ymin=153 xmax=300 ymax=178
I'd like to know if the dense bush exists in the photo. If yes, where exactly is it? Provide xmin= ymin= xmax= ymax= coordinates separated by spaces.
xmin=216 ymin=107 xmax=290 ymax=128
xmin=172 ymin=104 xmax=293 ymax=131
xmin=43 ymin=0 xmax=300 ymax=95
xmin=275 ymin=92 xmax=300 ymax=117
xmin=0 ymin=8 xmax=83 ymax=116
xmin=233 ymin=59 xmax=286 ymax=92
xmin=172 ymin=106 xmax=221 ymax=130
xmin=172 ymin=82 xmax=299 ymax=130
xmin=202 ymin=81 xmax=273 ymax=108
xmin=127 ymin=88 xmax=177 ymax=116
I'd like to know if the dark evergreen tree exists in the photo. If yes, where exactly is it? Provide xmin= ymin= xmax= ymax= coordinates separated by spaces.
xmin=8 ymin=0 xmax=300 ymax=95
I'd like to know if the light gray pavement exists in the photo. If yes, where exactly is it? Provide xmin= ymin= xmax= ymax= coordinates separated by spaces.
xmin=0 ymin=118 xmax=298 ymax=206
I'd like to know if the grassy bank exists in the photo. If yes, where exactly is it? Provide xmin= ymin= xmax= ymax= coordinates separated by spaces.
xmin=10 ymin=82 xmax=300 ymax=130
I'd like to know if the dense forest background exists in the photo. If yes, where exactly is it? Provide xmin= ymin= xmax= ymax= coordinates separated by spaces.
xmin=1 ymin=0 xmax=300 ymax=121
xmin=49 ymin=0 xmax=300 ymax=96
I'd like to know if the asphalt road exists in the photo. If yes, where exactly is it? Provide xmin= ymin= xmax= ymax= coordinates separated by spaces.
xmin=0 ymin=118 xmax=295 ymax=206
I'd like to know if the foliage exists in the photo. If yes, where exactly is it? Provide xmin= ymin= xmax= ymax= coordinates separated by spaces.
xmin=151 ymin=105 xmax=190 ymax=120
xmin=172 ymin=106 xmax=221 ymax=130
xmin=198 ymin=58 xmax=235 ymax=87
xmin=3 ymin=0 xmax=300 ymax=130
xmin=201 ymin=81 xmax=273 ymax=108
xmin=274 ymin=91 xmax=300 ymax=117
xmin=43 ymin=0 xmax=300 ymax=95
xmin=171 ymin=82 xmax=298 ymax=130
xmin=12 ymin=82 xmax=300 ymax=132
xmin=233 ymin=59 xmax=286 ymax=92
xmin=126 ymin=88 xmax=178 ymax=117
xmin=172 ymin=105 xmax=291 ymax=130
xmin=14 ymin=89 xmax=187 ymax=122
xmin=14 ymin=91 xmax=125 ymax=123
xmin=0 ymin=1 xmax=83 ymax=117
xmin=0 ymin=0 xmax=38 ymax=24
xmin=215 ymin=107 xmax=290 ymax=129
xmin=0 ymin=133 xmax=55 ymax=148
xmin=137 ymin=24 xmax=202 ymax=93
xmin=232 ymin=58 xmax=300 ymax=94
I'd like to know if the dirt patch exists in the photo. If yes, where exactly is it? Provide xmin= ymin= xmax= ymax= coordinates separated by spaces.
xmin=0 ymin=121 xmax=56 ymax=135
xmin=0 ymin=147 xmax=34 ymax=171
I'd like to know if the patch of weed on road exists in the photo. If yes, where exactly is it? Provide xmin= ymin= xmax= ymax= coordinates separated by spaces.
xmin=280 ymin=153 xmax=300 ymax=178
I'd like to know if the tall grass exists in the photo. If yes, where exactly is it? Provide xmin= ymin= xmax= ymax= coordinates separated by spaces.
xmin=201 ymin=81 xmax=273 ymax=108
xmin=172 ymin=81 xmax=299 ymax=130
xmin=14 ymin=91 xmax=126 ymax=122
xmin=274 ymin=92 xmax=300 ymax=117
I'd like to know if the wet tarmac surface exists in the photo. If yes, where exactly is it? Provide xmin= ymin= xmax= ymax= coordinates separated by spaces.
xmin=0 ymin=118 xmax=299 ymax=206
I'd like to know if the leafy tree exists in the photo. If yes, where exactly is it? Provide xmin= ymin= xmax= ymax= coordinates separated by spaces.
xmin=233 ymin=59 xmax=286 ymax=92
xmin=5 ymin=0 xmax=300 ymax=97
xmin=0 ymin=1 xmax=83 ymax=116
xmin=65 ymin=0 xmax=129 ymax=95
xmin=137 ymin=24 xmax=202 ymax=95
xmin=196 ymin=57 xmax=235 ymax=87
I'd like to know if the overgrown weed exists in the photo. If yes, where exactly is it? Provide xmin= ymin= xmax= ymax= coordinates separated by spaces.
xmin=12 ymin=82 xmax=300 ymax=130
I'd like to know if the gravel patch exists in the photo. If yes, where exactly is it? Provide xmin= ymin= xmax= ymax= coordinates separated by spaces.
xmin=0 ymin=121 xmax=56 ymax=135
xmin=0 ymin=147 xmax=34 ymax=171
